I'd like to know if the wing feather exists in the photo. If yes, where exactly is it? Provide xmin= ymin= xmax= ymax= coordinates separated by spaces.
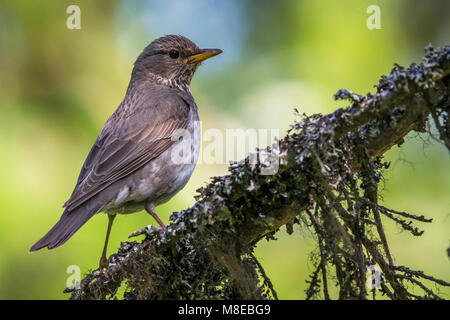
xmin=63 ymin=92 xmax=191 ymax=212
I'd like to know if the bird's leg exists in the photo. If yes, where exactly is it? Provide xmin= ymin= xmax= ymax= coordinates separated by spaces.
xmin=99 ymin=214 xmax=116 ymax=271
xmin=145 ymin=202 xmax=166 ymax=227
xmin=128 ymin=203 xmax=166 ymax=238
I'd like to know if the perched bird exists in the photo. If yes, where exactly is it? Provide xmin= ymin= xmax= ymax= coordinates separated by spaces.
xmin=30 ymin=35 xmax=222 ymax=269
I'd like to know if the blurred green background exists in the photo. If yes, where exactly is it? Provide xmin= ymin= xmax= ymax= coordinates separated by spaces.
xmin=0 ymin=0 xmax=449 ymax=299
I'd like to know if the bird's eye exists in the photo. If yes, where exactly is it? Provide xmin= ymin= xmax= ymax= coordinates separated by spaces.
xmin=169 ymin=49 xmax=179 ymax=59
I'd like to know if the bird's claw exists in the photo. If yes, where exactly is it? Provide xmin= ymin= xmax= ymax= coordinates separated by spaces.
xmin=99 ymin=256 xmax=109 ymax=270
xmin=128 ymin=224 xmax=166 ymax=238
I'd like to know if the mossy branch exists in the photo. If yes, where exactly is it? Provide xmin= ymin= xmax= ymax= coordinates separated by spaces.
xmin=69 ymin=45 xmax=450 ymax=300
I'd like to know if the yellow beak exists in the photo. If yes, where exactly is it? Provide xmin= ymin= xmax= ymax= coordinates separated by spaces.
xmin=185 ymin=49 xmax=223 ymax=64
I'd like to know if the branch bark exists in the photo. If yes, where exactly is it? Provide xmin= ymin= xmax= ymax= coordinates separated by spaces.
xmin=69 ymin=45 xmax=450 ymax=300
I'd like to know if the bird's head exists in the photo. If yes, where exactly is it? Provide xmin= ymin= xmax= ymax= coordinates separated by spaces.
xmin=132 ymin=35 xmax=222 ymax=91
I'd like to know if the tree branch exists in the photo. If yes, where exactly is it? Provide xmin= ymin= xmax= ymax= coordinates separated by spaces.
xmin=69 ymin=45 xmax=450 ymax=300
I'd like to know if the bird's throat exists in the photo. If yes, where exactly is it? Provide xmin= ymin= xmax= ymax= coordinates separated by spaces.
xmin=146 ymin=72 xmax=191 ymax=93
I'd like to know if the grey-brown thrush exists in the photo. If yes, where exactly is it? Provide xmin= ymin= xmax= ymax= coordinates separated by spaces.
xmin=30 ymin=35 xmax=222 ymax=269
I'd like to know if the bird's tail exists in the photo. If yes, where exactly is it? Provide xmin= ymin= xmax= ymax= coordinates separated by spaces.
xmin=30 ymin=202 xmax=100 ymax=252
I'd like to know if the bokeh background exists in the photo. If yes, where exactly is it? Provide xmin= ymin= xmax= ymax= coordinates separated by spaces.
xmin=0 ymin=0 xmax=449 ymax=299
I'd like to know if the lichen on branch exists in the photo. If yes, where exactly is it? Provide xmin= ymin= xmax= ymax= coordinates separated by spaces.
xmin=69 ymin=45 xmax=450 ymax=300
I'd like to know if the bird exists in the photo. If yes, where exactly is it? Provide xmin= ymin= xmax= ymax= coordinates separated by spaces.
xmin=30 ymin=35 xmax=222 ymax=270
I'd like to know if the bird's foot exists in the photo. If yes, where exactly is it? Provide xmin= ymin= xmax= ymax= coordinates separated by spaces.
xmin=128 ymin=224 xmax=166 ymax=238
xmin=98 ymin=256 xmax=109 ymax=275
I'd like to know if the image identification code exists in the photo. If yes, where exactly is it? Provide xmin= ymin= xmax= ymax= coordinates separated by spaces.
xmin=178 ymin=304 xmax=271 ymax=317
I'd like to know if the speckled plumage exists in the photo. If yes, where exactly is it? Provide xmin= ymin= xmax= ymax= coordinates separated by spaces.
xmin=30 ymin=35 xmax=221 ymax=252
xmin=102 ymin=99 xmax=200 ymax=215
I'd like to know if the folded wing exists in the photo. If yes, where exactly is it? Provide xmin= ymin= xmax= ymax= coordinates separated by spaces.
xmin=64 ymin=92 xmax=191 ymax=212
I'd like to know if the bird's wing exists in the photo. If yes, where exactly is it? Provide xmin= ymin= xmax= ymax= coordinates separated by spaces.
xmin=63 ymin=91 xmax=192 ymax=212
